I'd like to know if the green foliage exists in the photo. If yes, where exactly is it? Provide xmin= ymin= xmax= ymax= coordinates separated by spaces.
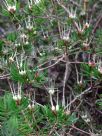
xmin=81 ymin=63 xmax=101 ymax=80
xmin=0 ymin=0 xmax=102 ymax=135
xmin=96 ymin=94 xmax=102 ymax=110
xmin=7 ymin=32 xmax=17 ymax=42
xmin=1 ymin=116 xmax=19 ymax=136
xmin=0 ymin=40 xmax=4 ymax=52
xmin=95 ymin=30 xmax=102 ymax=54
xmin=42 ymin=105 xmax=78 ymax=127
xmin=0 ymin=93 xmax=32 ymax=136
xmin=0 ymin=93 xmax=78 ymax=135
xmin=2 ymin=8 xmax=10 ymax=17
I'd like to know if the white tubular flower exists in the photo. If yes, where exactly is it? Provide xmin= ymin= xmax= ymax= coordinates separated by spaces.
xmin=17 ymin=55 xmax=26 ymax=76
xmin=9 ymin=82 xmax=22 ymax=104
xmin=34 ymin=0 xmax=41 ymax=5
xmin=83 ymin=39 xmax=89 ymax=47
xmin=84 ymin=22 xmax=90 ymax=29
xmin=19 ymin=70 xmax=26 ymax=75
xmin=98 ymin=66 xmax=102 ymax=74
xmin=25 ymin=16 xmax=33 ymax=31
xmin=17 ymin=94 xmax=22 ymax=101
xmin=65 ymin=97 xmax=71 ymax=115
xmin=85 ymin=118 xmax=90 ymax=123
xmin=9 ymin=56 xmax=14 ymax=63
xmin=56 ymin=104 xmax=59 ymax=111
xmin=25 ymin=41 xmax=29 ymax=45
xmin=4 ymin=0 xmax=16 ymax=13
xmin=51 ymin=105 xmax=55 ymax=111
xmin=20 ymin=33 xmax=27 ymax=41
xmin=77 ymin=22 xmax=84 ymax=34
xmin=15 ymin=43 xmax=20 ymax=47
xmin=12 ymin=93 xmax=22 ymax=102
xmin=97 ymin=59 xmax=102 ymax=74
xmin=49 ymin=88 xmax=55 ymax=95
xmin=13 ymin=95 xmax=18 ymax=101
xmin=75 ymin=21 xmax=89 ymax=34
xmin=61 ymin=34 xmax=70 ymax=42
xmin=49 ymin=89 xmax=55 ymax=112
xmin=31 ymin=100 xmax=35 ymax=109
xmin=82 ymin=22 xmax=90 ymax=32
xmin=83 ymin=42 xmax=89 ymax=48
xmin=65 ymin=110 xmax=71 ymax=115
xmin=82 ymin=114 xmax=90 ymax=123
xmin=56 ymin=89 xmax=59 ymax=111
xmin=32 ymin=103 xmax=35 ymax=108
xmin=33 ymin=30 xmax=37 ymax=35
xmin=82 ymin=114 xmax=87 ymax=119
xmin=28 ymin=0 xmax=33 ymax=9
xmin=77 ymin=80 xmax=83 ymax=86
xmin=28 ymin=103 xmax=35 ymax=110
xmin=28 ymin=104 xmax=32 ymax=109
xmin=8 ymin=5 xmax=16 ymax=13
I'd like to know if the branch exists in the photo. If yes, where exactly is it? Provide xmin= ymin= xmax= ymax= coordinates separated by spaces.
xmin=0 ymin=74 xmax=10 ymax=79
xmin=62 ymin=57 xmax=71 ymax=107
xmin=64 ymin=87 xmax=91 ymax=110
xmin=39 ymin=56 xmax=64 ymax=71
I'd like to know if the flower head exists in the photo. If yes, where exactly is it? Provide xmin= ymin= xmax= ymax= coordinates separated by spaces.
xmin=9 ymin=56 xmax=14 ymax=63
xmin=19 ymin=70 xmax=26 ymax=75
xmin=61 ymin=34 xmax=70 ymax=42
xmin=13 ymin=95 xmax=18 ymax=101
xmin=49 ymin=88 xmax=55 ymax=95
xmin=84 ymin=22 xmax=90 ymax=29
xmin=28 ymin=102 xmax=35 ymax=110
xmin=20 ymin=33 xmax=29 ymax=44
xmin=4 ymin=0 xmax=16 ymax=13
xmin=25 ymin=16 xmax=33 ymax=31
xmin=81 ymin=113 xmax=90 ymax=123
xmin=88 ymin=60 xmax=96 ymax=67
xmin=13 ymin=93 xmax=22 ymax=103
xmin=82 ymin=42 xmax=89 ymax=51
xmin=77 ymin=80 xmax=83 ymax=86
xmin=68 ymin=7 xmax=77 ymax=19
xmin=98 ymin=67 xmax=102 ymax=74
xmin=59 ymin=24 xmax=71 ymax=42
xmin=11 ymin=83 xmax=22 ymax=105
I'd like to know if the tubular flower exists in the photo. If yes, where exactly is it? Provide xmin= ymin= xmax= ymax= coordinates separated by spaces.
xmin=11 ymin=83 xmax=22 ymax=105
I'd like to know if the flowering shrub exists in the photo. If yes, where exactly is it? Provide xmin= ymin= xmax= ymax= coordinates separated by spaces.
xmin=0 ymin=0 xmax=102 ymax=135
